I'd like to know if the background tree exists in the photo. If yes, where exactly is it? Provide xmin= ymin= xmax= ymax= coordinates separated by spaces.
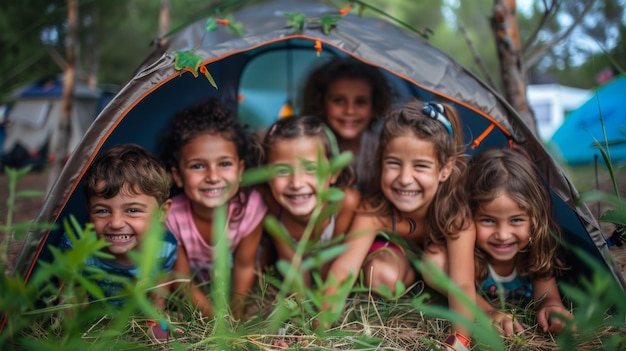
xmin=47 ymin=0 xmax=77 ymax=190
xmin=433 ymin=0 xmax=624 ymax=135
xmin=0 ymin=0 xmax=66 ymax=103
xmin=0 ymin=0 xmax=217 ymax=104
xmin=1 ymin=0 xmax=624 ymax=135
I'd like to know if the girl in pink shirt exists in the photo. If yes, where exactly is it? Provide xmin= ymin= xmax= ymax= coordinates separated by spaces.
xmin=162 ymin=98 xmax=266 ymax=318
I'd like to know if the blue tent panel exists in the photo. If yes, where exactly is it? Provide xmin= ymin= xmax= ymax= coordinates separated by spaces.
xmin=551 ymin=76 xmax=626 ymax=165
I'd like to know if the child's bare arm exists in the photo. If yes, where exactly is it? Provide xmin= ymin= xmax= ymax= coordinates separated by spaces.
xmin=272 ymin=233 xmax=296 ymax=265
xmin=231 ymin=222 xmax=263 ymax=319
xmin=318 ymin=187 xmax=360 ymax=280
xmin=533 ymin=277 xmax=573 ymax=333
xmin=173 ymin=245 xmax=214 ymax=317
xmin=333 ymin=188 xmax=361 ymax=238
xmin=322 ymin=213 xmax=378 ymax=313
xmin=444 ymin=223 xmax=477 ymax=337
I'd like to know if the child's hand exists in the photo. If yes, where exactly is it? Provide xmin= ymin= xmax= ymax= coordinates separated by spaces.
xmin=488 ymin=310 xmax=524 ymax=335
xmin=537 ymin=304 xmax=573 ymax=334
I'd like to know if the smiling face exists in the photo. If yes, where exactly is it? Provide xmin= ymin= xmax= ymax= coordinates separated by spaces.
xmin=172 ymin=133 xmax=244 ymax=215
xmin=324 ymin=78 xmax=374 ymax=141
xmin=475 ymin=191 xmax=532 ymax=275
xmin=380 ymin=135 xmax=452 ymax=217
xmin=267 ymin=136 xmax=334 ymax=219
xmin=89 ymin=185 xmax=165 ymax=264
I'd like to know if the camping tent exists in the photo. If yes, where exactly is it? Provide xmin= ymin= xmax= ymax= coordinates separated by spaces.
xmin=551 ymin=75 xmax=626 ymax=165
xmin=12 ymin=0 xmax=625 ymax=293
xmin=2 ymin=77 xmax=104 ymax=170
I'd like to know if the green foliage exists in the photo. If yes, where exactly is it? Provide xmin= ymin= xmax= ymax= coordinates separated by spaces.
xmin=320 ymin=14 xmax=342 ymax=35
xmin=3 ymin=146 xmax=626 ymax=349
xmin=210 ymin=204 xmax=230 ymax=345
xmin=0 ymin=167 xmax=175 ymax=349
xmin=557 ymin=246 xmax=626 ymax=350
xmin=172 ymin=50 xmax=217 ymax=89
xmin=283 ymin=11 xmax=345 ymax=35
xmin=577 ymin=114 xmax=626 ymax=226
xmin=412 ymin=259 xmax=504 ymax=350
xmin=205 ymin=17 xmax=220 ymax=32
xmin=284 ymin=12 xmax=308 ymax=33
xmin=205 ymin=14 xmax=243 ymax=36
xmin=0 ymin=166 xmax=51 ymax=272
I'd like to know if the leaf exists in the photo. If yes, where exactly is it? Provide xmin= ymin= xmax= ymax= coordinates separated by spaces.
xmin=205 ymin=17 xmax=219 ymax=32
xmin=284 ymin=12 xmax=307 ymax=33
xmin=314 ymin=151 xmax=330 ymax=187
xmin=283 ymin=296 xmax=299 ymax=311
xmin=323 ymin=126 xmax=340 ymax=156
xmin=225 ymin=14 xmax=243 ymax=36
xmin=15 ymin=190 xmax=44 ymax=198
xmin=329 ymin=151 xmax=353 ymax=174
xmin=275 ymin=259 xmax=292 ymax=278
xmin=603 ymin=139 xmax=626 ymax=147
xmin=579 ymin=190 xmax=623 ymax=208
xmin=599 ymin=209 xmax=626 ymax=226
xmin=229 ymin=21 xmax=244 ymax=36
xmin=318 ymin=201 xmax=340 ymax=222
xmin=319 ymin=187 xmax=345 ymax=202
xmin=301 ymin=244 xmax=346 ymax=271
xmin=263 ymin=215 xmax=292 ymax=248
xmin=320 ymin=14 xmax=342 ymax=35
xmin=134 ymin=214 xmax=166 ymax=281
xmin=198 ymin=66 xmax=218 ymax=89
xmin=75 ymin=275 xmax=106 ymax=300
xmin=240 ymin=165 xmax=276 ymax=186
xmin=590 ymin=135 xmax=619 ymax=194
xmin=173 ymin=50 xmax=203 ymax=78
xmin=14 ymin=166 xmax=33 ymax=179
xmin=358 ymin=4 xmax=366 ymax=17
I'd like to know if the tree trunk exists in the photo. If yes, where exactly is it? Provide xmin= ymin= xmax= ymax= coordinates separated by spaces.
xmin=86 ymin=3 xmax=99 ymax=88
xmin=47 ymin=0 xmax=77 ymax=192
xmin=159 ymin=0 xmax=171 ymax=46
xmin=492 ymin=0 xmax=537 ymax=135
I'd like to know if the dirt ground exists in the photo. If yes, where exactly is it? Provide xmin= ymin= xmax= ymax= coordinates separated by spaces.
xmin=1 ymin=166 xmax=626 ymax=282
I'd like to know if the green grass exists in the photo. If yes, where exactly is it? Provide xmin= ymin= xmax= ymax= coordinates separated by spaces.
xmin=564 ymin=162 xmax=626 ymax=197
xmin=1 ymin=152 xmax=626 ymax=350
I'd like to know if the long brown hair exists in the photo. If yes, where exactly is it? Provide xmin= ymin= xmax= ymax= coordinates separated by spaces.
xmin=367 ymin=99 xmax=471 ymax=244
xmin=467 ymin=148 xmax=567 ymax=283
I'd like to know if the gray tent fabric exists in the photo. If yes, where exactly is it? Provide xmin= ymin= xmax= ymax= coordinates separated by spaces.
xmin=14 ymin=0 xmax=625 ymax=292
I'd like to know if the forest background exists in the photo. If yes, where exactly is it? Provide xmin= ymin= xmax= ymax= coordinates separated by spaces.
xmin=2 ymin=0 xmax=625 ymax=110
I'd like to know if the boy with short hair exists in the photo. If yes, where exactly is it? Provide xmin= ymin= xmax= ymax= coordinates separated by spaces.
xmin=59 ymin=144 xmax=177 ymax=338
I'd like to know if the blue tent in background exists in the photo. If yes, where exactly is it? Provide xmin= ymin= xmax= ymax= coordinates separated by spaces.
xmin=551 ymin=76 xmax=626 ymax=165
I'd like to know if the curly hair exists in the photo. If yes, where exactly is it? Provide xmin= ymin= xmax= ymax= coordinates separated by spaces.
xmin=263 ymin=115 xmax=355 ymax=188
xmin=300 ymin=57 xmax=392 ymax=129
xmin=367 ymin=99 xmax=471 ymax=244
xmin=467 ymin=148 xmax=568 ymax=283
xmin=161 ymin=98 xmax=263 ymax=219
xmin=83 ymin=143 xmax=172 ymax=205
xmin=161 ymin=98 xmax=262 ymax=171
